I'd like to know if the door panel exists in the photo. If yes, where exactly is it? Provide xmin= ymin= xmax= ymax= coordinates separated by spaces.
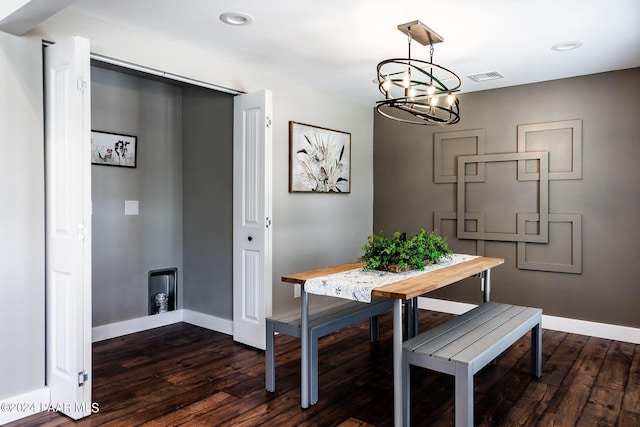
xmin=233 ymin=90 xmax=273 ymax=349
xmin=44 ymin=36 xmax=92 ymax=420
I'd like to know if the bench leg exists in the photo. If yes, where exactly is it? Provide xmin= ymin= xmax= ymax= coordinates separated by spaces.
xmin=531 ymin=322 xmax=542 ymax=378
xmin=403 ymin=354 xmax=411 ymax=427
xmin=265 ymin=320 xmax=276 ymax=392
xmin=370 ymin=315 xmax=380 ymax=342
xmin=454 ymin=365 xmax=473 ymax=427
xmin=412 ymin=297 xmax=419 ymax=336
xmin=402 ymin=297 xmax=420 ymax=339
xmin=310 ymin=330 xmax=319 ymax=405
xmin=403 ymin=299 xmax=412 ymax=339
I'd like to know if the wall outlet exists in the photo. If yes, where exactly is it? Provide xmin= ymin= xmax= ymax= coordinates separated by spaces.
xmin=294 ymin=284 xmax=301 ymax=298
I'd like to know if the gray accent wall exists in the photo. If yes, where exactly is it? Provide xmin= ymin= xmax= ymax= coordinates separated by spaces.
xmin=373 ymin=68 xmax=640 ymax=328
xmin=182 ymin=86 xmax=234 ymax=318
xmin=91 ymin=66 xmax=183 ymax=326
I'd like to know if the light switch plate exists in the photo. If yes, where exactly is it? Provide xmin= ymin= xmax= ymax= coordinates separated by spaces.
xmin=125 ymin=200 xmax=139 ymax=215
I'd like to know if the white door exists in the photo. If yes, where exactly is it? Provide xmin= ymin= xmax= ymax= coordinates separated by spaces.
xmin=233 ymin=90 xmax=273 ymax=350
xmin=44 ymin=37 xmax=93 ymax=420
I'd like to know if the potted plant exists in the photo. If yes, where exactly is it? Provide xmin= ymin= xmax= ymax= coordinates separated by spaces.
xmin=359 ymin=229 xmax=452 ymax=272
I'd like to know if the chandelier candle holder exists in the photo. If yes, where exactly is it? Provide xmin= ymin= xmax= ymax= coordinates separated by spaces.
xmin=376 ymin=20 xmax=461 ymax=125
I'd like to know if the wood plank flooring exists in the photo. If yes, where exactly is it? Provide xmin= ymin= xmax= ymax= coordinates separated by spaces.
xmin=6 ymin=310 xmax=640 ymax=426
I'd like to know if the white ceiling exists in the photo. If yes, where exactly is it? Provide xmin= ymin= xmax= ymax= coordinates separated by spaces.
xmin=68 ymin=0 xmax=640 ymax=106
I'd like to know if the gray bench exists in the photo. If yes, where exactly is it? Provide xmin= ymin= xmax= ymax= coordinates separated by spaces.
xmin=403 ymin=302 xmax=542 ymax=427
xmin=266 ymin=296 xmax=394 ymax=405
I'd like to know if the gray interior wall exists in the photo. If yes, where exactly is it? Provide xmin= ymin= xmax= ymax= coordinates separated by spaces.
xmin=0 ymin=32 xmax=45 ymax=400
xmin=373 ymin=68 xmax=640 ymax=328
xmin=271 ymin=93 xmax=374 ymax=315
xmin=91 ymin=65 xmax=183 ymax=327
xmin=182 ymin=86 xmax=233 ymax=318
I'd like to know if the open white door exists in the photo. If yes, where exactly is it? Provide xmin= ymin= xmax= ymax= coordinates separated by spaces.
xmin=233 ymin=90 xmax=273 ymax=350
xmin=44 ymin=37 xmax=92 ymax=419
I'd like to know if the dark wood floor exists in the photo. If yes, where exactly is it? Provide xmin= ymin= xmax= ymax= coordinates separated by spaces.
xmin=7 ymin=310 xmax=640 ymax=426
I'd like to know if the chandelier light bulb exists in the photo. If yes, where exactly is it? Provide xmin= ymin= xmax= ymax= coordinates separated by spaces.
xmin=427 ymin=85 xmax=436 ymax=95
xmin=382 ymin=77 xmax=392 ymax=92
xmin=408 ymin=87 xmax=416 ymax=99
xmin=402 ymin=70 xmax=411 ymax=88
xmin=430 ymin=97 xmax=439 ymax=107
xmin=447 ymin=94 xmax=455 ymax=106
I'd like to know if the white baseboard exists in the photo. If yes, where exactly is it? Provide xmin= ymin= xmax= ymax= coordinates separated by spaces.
xmin=182 ymin=309 xmax=233 ymax=335
xmin=0 ymin=387 xmax=49 ymax=425
xmin=418 ymin=297 xmax=640 ymax=345
xmin=92 ymin=309 xmax=233 ymax=342
xmin=92 ymin=310 xmax=184 ymax=342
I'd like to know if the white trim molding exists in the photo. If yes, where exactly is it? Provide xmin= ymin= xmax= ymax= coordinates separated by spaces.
xmin=0 ymin=387 xmax=50 ymax=425
xmin=418 ymin=297 xmax=640 ymax=345
xmin=182 ymin=309 xmax=233 ymax=335
xmin=92 ymin=310 xmax=183 ymax=342
xmin=91 ymin=309 xmax=233 ymax=342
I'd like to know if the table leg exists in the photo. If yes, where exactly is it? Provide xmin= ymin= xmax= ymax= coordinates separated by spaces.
xmin=393 ymin=298 xmax=404 ymax=427
xmin=484 ymin=269 xmax=491 ymax=303
xmin=301 ymin=286 xmax=309 ymax=409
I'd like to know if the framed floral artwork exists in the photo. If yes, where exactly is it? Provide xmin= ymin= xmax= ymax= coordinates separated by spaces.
xmin=289 ymin=121 xmax=351 ymax=193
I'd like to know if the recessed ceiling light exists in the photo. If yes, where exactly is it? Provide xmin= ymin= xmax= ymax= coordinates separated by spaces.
xmin=551 ymin=41 xmax=583 ymax=51
xmin=220 ymin=12 xmax=254 ymax=26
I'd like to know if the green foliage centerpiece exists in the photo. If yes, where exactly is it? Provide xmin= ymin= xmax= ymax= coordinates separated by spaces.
xmin=360 ymin=229 xmax=452 ymax=273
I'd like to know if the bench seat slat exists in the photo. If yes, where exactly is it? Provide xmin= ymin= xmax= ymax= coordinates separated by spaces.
xmin=270 ymin=297 xmax=391 ymax=330
xmin=406 ymin=302 xmax=511 ymax=355
xmin=427 ymin=305 xmax=528 ymax=360
xmin=446 ymin=308 xmax=541 ymax=371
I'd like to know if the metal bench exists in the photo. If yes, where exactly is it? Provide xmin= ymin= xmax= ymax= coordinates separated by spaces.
xmin=403 ymin=302 xmax=542 ymax=427
xmin=266 ymin=296 xmax=395 ymax=405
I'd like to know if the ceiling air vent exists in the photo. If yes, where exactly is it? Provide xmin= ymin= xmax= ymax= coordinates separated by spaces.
xmin=467 ymin=71 xmax=504 ymax=82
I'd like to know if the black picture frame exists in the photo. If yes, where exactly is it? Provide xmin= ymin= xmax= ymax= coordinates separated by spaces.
xmin=91 ymin=130 xmax=137 ymax=168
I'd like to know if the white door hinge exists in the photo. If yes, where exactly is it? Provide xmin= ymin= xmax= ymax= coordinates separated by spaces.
xmin=266 ymin=217 xmax=272 ymax=228
xmin=78 ymin=371 xmax=88 ymax=387
xmin=266 ymin=116 xmax=272 ymax=127
xmin=77 ymin=76 xmax=87 ymax=93
xmin=77 ymin=224 xmax=88 ymax=240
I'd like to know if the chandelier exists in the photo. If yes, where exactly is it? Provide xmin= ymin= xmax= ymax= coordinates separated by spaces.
xmin=376 ymin=20 xmax=461 ymax=125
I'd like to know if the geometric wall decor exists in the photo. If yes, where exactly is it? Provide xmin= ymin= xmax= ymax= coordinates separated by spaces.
xmin=457 ymin=152 xmax=549 ymax=243
xmin=434 ymin=211 xmax=485 ymax=255
xmin=517 ymin=119 xmax=582 ymax=180
xmin=517 ymin=213 xmax=582 ymax=273
xmin=434 ymin=129 xmax=485 ymax=183
xmin=435 ymin=120 xmax=583 ymax=274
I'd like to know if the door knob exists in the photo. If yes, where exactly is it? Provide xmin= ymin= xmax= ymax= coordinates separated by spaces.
xmin=248 ymin=236 xmax=253 ymax=241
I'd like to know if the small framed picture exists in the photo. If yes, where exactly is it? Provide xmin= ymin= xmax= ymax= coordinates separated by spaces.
xmin=91 ymin=130 xmax=137 ymax=168
xmin=289 ymin=121 xmax=351 ymax=193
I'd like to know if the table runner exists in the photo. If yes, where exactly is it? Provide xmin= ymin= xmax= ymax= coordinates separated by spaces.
xmin=304 ymin=253 xmax=479 ymax=302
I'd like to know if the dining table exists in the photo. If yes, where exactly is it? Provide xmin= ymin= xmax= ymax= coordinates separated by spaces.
xmin=281 ymin=254 xmax=505 ymax=426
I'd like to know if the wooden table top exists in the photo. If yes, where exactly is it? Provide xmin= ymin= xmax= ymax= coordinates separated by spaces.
xmin=281 ymin=256 xmax=504 ymax=300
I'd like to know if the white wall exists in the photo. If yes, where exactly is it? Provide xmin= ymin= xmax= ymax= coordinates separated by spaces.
xmin=0 ymin=31 xmax=46 ymax=403
xmin=29 ymin=9 xmax=374 ymax=315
